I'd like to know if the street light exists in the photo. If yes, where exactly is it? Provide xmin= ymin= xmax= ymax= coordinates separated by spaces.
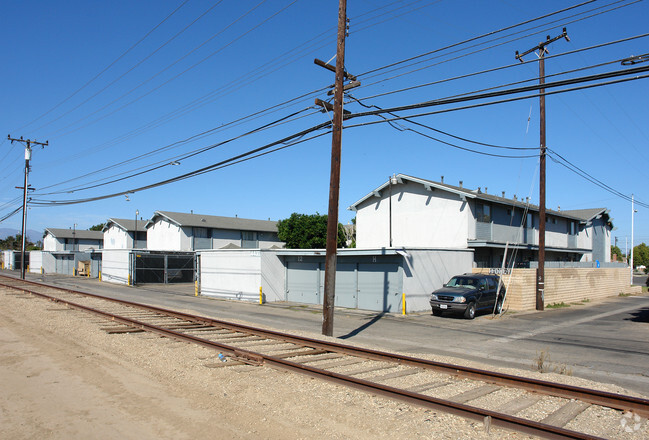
xmin=631 ymin=194 xmax=637 ymax=285
xmin=135 ymin=209 xmax=139 ymax=249
xmin=73 ymin=223 xmax=77 ymax=252
xmin=388 ymin=174 xmax=398 ymax=247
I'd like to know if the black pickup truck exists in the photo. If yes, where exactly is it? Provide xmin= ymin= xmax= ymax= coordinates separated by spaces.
xmin=429 ymin=273 xmax=505 ymax=319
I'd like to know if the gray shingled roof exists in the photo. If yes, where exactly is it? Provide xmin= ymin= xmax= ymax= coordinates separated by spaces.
xmin=44 ymin=228 xmax=104 ymax=240
xmin=148 ymin=211 xmax=278 ymax=233
xmin=560 ymin=208 xmax=607 ymax=221
xmin=103 ymin=218 xmax=148 ymax=232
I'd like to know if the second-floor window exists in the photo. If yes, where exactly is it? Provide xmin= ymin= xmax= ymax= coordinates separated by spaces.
xmin=476 ymin=203 xmax=491 ymax=223
xmin=242 ymin=231 xmax=259 ymax=248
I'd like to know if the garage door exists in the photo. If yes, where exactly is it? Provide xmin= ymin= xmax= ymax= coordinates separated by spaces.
xmin=286 ymin=261 xmax=320 ymax=304
xmin=333 ymin=263 xmax=357 ymax=308
xmin=56 ymin=255 xmax=75 ymax=275
xmin=357 ymin=263 xmax=402 ymax=312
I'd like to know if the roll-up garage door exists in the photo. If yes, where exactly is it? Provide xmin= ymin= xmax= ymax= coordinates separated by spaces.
xmin=286 ymin=261 xmax=320 ymax=304
xmin=357 ymin=263 xmax=402 ymax=312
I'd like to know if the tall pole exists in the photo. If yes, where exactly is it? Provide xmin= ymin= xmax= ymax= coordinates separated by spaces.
xmin=516 ymin=28 xmax=569 ymax=312
xmin=389 ymin=176 xmax=393 ymax=248
xmin=135 ymin=209 xmax=139 ymax=249
xmin=8 ymin=135 xmax=48 ymax=279
xmin=631 ymin=194 xmax=635 ymax=285
xmin=538 ymin=48 xmax=547 ymax=312
xmin=322 ymin=0 xmax=348 ymax=337
xmin=20 ymin=145 xmax=30 ymax=278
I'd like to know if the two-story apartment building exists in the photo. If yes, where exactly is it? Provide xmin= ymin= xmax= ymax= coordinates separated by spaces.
xmin=349 ymin=174 xmax=612 ymax=267
xmin=102 ymin=218 xmax=148 ymax=249
xmin=145 ymin=211 xmax=283 ymax=251
xmin=43 ymin=228 xmax=104 ymax=251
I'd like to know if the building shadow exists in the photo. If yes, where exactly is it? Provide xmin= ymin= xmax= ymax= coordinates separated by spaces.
xmin=626 ymin=307 xmax=649 ymax=323
xmin=339 ymin=312 xmax=386 ymax=339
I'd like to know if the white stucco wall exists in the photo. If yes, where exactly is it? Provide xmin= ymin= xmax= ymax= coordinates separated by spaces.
xmin=2 ymin=250 xmax=14 ymax=269
xmin=29 ymin=251 xmax=43 ymax=273
xmin=576 ymin=226 xmax=592 ymax=251
xmin=100 ymin=249 xmax=131 ymax=284
xmin=199 ymin=250 xmax=262 ymax=301
xmin=147 ymin=219 xmax=182 ymax=251
xmin=402 ymin=248 xmax=474 ymax=312
xmin=104 ymin=226 xmax=132 ymax=249
xmin=43 ymin=234 xmax=61 ymax=251
xmin=260 ymin=250 xmax=286 ymax=302
xmin=356 ymin=181 xmax=469 ymax=248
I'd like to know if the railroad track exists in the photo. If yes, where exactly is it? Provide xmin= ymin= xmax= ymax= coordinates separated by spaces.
xmin=1 ymin=274 xmax=647 ymax=439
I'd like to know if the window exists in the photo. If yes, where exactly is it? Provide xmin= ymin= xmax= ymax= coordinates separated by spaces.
xmin=241 ymin=231 xmax=258 ymax=249
xmin=476 ymin=203 xmax=491 ymax=223
xmin=525 ymin=213 xmax=533 ymax=228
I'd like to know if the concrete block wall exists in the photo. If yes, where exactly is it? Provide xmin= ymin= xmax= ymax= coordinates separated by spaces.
xmin=474 ymin=268 xmax=639 ymax=311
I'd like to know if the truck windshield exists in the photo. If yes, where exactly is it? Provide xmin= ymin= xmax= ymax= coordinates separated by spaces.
xmin=447 ymin=277 xmax=476 ymax=288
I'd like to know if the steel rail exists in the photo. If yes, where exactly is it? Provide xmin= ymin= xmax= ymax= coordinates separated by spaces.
xmin=0 ymin=279 xmax=605 ymax=440
xmin=2 ymin=274 xmax=649 ymax=420
xmin=2 ymin=275 xmax=648 ymax=419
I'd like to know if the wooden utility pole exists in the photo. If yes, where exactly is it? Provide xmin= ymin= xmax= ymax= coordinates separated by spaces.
xmin=516 ymin=28 xmax=569 ymax=311
xmin=7 ymin=135 xmax=48 ymax=279
xmin=321 ymin=0 xmax=348 ymax=336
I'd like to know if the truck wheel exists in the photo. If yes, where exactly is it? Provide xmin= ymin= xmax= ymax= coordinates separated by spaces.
xmin=495 ymin=299 xmax=503 ymax=314
xmin=464 ymin=302 xmax=476 ymax=320
xmin=432 ymin=308 xmax=443 ymax=317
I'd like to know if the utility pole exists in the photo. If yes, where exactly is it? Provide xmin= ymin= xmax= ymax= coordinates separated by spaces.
xmin=631 ymin=194 xmax=636 ymax=285
xmin=516 ymin=28 xmax=569 ymax=312
xmin=318 ymin=0 xmax=349 ymax=337
xmin=8 ymin=135 xmax=48 ymax=280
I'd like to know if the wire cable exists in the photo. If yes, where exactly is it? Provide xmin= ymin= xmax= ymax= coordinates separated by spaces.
xmin=17 ymin=0 xmax=192 ymax=133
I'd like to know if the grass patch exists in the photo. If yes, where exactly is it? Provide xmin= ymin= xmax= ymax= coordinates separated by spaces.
xmin=533 ymin=349 xmax=573 ymax=375
xmin=619 ymin=292 xmax=632 ymax=297
xmin=546 ymin=302 xmax=570 ymax=309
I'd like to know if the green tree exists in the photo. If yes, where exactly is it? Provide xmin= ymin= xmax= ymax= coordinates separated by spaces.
xmin=632 ymin=243 xmax=649 ymax=269
xmin=0 ymin=234 xmax=38 ymax=250
xmin=88 ymin=223 xmax=106 ymax=231
xmin=277 ymin=213 xmax=346 ymax=249
xmin=611 ymin=245 xmax=623 ymax=262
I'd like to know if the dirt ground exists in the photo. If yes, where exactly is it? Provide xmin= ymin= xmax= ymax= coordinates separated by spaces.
xmin=0 ymin=288 xmax=645 ymax=439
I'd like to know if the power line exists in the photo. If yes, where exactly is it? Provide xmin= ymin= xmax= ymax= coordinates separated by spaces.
xmin=355 ymin=32 xmax=649 ymax=102
xmin=29 ymin=120 xmax=334 ymax=206
xmin=34 ymin=86 xmax=327 ymax=193
xmin=345 ymin=64 xmax=649 ymax=121
xmin=15 ymin=0 xmax=191 ymax=133
xmin=44 ymin=0 xmax=297 ymax=140
xmin=348 ymin=94 xmax=538 ymax=153
xmin=356 ymin=0 xmax=600 ymax=78
xmin=547 ymin=148 xmax=649 ymax=209
xmin=36 ymin=106 xmax=318 ymax=196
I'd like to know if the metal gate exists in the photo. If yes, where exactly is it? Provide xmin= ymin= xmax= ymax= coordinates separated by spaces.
xmin=134 ymin=252 xmax=195 ymax=284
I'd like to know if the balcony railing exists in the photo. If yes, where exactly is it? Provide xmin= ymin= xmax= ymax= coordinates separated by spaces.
xmin=474 ymin=223 xmax=583 ymax=249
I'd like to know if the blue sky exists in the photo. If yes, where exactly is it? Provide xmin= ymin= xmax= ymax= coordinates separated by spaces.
xmin=1 ymin=0 xmax=648 ymax=249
